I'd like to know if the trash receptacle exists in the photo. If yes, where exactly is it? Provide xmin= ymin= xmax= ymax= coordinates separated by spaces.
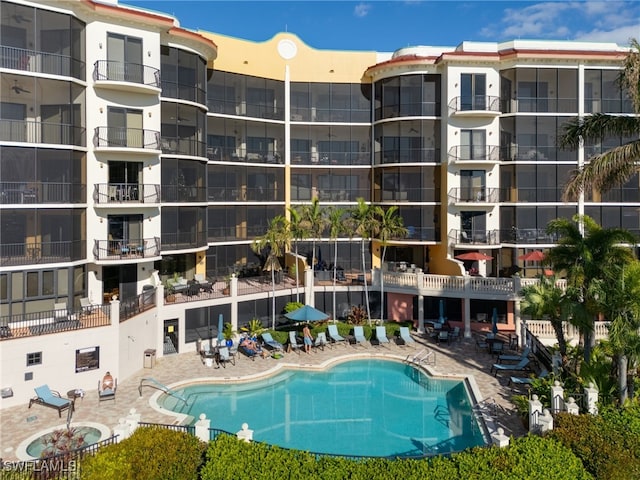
xmin=144 ymin=349 xmax=156 ymax=369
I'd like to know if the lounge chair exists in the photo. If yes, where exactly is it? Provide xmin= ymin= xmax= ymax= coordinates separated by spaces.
xmin=327 ymin=324 xmax=346 ymax=346
xmin=353 ymin=326 xmax=366 ymax=346
xmin=497 ymin=346 xmax=531 ymax=364
xmin=508 ymin=369 xmax=549 ymax=387
xmin=237 ymin=344 xmax=257 ymax=361
xmin=218 ymin=346 xmax=235 ymax=367
xmin=54 ymin=302 xmax=69 ymax=321
xmin=374 ymin=326 xmax=391 ymax=347
xmin=491 ymin=357 xmax=531 ymax=376
xmin=288 ymin=331 xmax=303 ymax=354
xmin=29 ymin=385 xmax=74 ymax=417
xmin=261 ymin=332 xmax=284 ymax=352
xmin=98 ymin=378 xmax=117 ymax=403
xmin=398 ymin=326 xmax=416 ymax=347
xmin=314 ymin=332 xmax=329 ymax=350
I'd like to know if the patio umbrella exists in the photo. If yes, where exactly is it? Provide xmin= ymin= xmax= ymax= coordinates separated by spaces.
xmin=491 ymin=307 xmax=499 ymax=335
xmin=217 ymin=313 xmax=225 ymax=344
xmin=518 ymin=250 xmax=545 ymax=262
xmin=284 ymin=305 xmax=329 ymax=323
xmin=454 ymin=252 xmax=494 ymax=261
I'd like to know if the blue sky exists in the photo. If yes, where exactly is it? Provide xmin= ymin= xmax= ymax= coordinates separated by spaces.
xmin=123 ymin=1 xmax=640 ymax=51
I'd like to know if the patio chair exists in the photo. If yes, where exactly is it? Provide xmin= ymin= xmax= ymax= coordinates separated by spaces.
xmin=508 ymin=369 xmax=549 ymax=387
xmin=288 ymin=331 xmax=303 ymax=354
xmin=497 ymin=346 xmax=531 ymax=364
xmin=98 ymin=377 xmax=117 ymax=403
xmin=261 ymin=332 xmax=284 ymax=352
xmin=80 ymin=297 xmax=98 ymax=316
xmin=491 ymin=357 xmax=531 ymax=376
xmin=475 ymin=336 xmax=489 ymax=352
xmin=53 ymin=302 xmax=69 ymax=321
xmin=449 ymin=326 xmax=461 ymax=342
xmin=374 ymin=326 xmax=391 ymax=347
xmin=29 ymin=385 xmax=74 ymax=417
xmin=436 ymin=330 xmax=449 ymax=345
xmin=327 ymin=324 xmax=347 ymax=346
xmin=218 ymin=346 xmax=235 ymax=367
xmin=353 ymin=326 xmax=366 ymax=346
xmin=314 ymin=332 xmax=329 ymax=350
xmin=398 ymin=326 xmax=416 ymax=347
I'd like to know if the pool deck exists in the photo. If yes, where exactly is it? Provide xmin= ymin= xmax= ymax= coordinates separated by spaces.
xmin=0 ymin=334 xmax=528 ymax=461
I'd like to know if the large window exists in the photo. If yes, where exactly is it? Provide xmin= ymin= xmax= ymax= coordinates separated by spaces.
xmin=107 ymin=33 xmax=142 ymax=83
xmin=584 ymin=69 xmax=633 ymax=114
xmin=460 ymin=73 xmax=486 ymax=110
xmin=374 ymin=74 xmax=441 ymax=120
xmin=500 ymin=68 xmax=578 ymax=113
xmin=161 ymin=46 xmax=206 ymax=104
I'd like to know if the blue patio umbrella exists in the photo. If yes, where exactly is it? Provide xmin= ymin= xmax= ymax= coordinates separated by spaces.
xmin=285 ymin=305 xmax=329 ymax=323
xmin=491 ymin=307 xmax=499 ymax=335
xmin=217 ymin=313 xmax=225 ymax=343
xmin=438 ymin=299 xmax=445 ymax=323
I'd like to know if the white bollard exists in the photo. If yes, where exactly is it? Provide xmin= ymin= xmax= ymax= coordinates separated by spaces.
xmin=236 ymin=422 xmax=253 ymax=443
xmin=538 ymin=408 xmax=554 ymax=433
xmin=565 ymin=397 xmax=580 ymax=415
xmin=529 ymin=394 xmax=543 ymax=433
xmin=550 ymin=380 xmax=564 ymax=414
xmin=194 ymin=413 xmax=210 ymax=442
xmin=125 ymin=407 xmax=141 ymax=433
xmin=584 ymin=382 xmax=599 ymax=415
xmin=113 ymin=418 xmax=131 ymax=442
xmin=491 ymin=427 xmax=510 ymax=447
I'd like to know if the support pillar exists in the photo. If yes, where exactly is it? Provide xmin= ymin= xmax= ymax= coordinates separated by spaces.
xmin=417 ymin=294 xmax=425 ymax=334
xmin=463 ymin=296 xmax=471 ymax=338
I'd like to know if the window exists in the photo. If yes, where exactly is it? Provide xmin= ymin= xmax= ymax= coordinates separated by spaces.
xmin=107 ymin=33 xmax=142 ymax=83
xmin=27 ymin=351 xmax=42 ymax=366
xmin=107 ymin=107 xmax=143 ymax=147
xmin=461 ymin=74 xmax=486 ymax=110
xmin=460 ymin=130 xmax=486 ymax=160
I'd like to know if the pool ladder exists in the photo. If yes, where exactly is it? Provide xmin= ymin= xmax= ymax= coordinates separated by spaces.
xmin=138 ymin=377 xmax=188 ymax=406
xmin=406 ymin=348 xmax=436 ymax=366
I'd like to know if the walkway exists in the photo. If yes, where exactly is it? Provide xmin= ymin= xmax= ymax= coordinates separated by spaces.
xmin=0 ymin=334 xmax=528 ymax=461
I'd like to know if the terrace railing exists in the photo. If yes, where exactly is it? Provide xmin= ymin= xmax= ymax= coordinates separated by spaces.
xmin=93 ymin=60 xmax=160 ymax=88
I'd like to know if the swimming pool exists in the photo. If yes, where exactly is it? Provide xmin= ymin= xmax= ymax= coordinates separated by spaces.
xmin=160 ymin=359 xmax=486 ymax=457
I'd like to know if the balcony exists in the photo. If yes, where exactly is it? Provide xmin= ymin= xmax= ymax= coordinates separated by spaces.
xmin=0 ymin=119 xmax=85 ymax=146
xmin=1 ymin=182 xmax=85 ymax=204
xmin=161 ymin=232 xmax=207 ymax=252
xmin=450 ymin=229 xmax=501 ymax=246
xmin=448 ymin=96 xmax=500 ymax=116
xmin=161 ymin=136 xmax=206 ymax=158
xmin=93 ymin=60 xmax=160 ymax=94
xmin=0 ymin=240 xmax=85 ymax=266
xmin=376 ymin=148 xmax=440 ymax=165
xmin=448 ymin=145 xmax=499 ymax=164
xmin=448 ymin=187 xmax=499 ymax=205
xmin=93 ymin=183 xmax=160 ymax=205
xmin=0 ymin=45 xmax=85 ymax=80
xmin=93 ymin=127 xmax=160 ymax=154
xmin=93 ymin=237 xmax=160 ymax=262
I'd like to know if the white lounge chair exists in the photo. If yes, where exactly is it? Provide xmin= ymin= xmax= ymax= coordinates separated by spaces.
xmin=375 ymin=326 xmax=390 ymax=347
xmin=288 ymin=331 xmax=303 ymax=354
xmin=327 ymin=324 xmax=346 ymax=346
xmin=353 ymin=326 xmax=366 ymax=346
xmin=398 ymin=326 xmax=416 ymax=347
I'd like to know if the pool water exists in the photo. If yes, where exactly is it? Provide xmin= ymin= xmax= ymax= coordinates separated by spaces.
xmin=161 ymin=359 xmax=486 ymax=457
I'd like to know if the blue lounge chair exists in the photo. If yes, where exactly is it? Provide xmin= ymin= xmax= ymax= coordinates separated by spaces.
xmin=261 ymin=332 xmax=284 ymax=352
xmin=98 ymin=377 xmax=117 ymax=403
xmin=491 ymin=357 xmax=531 ymax=376
xmin=497 ymin=346 xmax=531 ymax=364
xmin=398 ymin=326 xmax=416 ymax=347
xmin=375 ymin=326 xmax=391 ymax=347
xmin=288 ymin=331 xmax=303 ymax=354
xmin=29 ymin=385 xmax=74 ymax=417
xmin=314 ymin=332 xmax=329 ymax=350
xmin=327 ymin=324 xmax=346 ymax=346
xmin=353 ymin=326 xmax=366 ymax=346
xmin=218 ymin=346 xmax=236 ymax=367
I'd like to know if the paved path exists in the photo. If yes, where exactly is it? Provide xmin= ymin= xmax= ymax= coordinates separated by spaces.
xmin=0 ymin=334 xmax=528 ymax=461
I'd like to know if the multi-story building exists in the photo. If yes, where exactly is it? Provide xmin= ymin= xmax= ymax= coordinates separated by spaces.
xmin=0 ymin=0 xmax=633 ymax=408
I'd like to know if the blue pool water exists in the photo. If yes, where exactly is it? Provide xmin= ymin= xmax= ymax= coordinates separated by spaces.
xmin=161 ymin=359 xmax=486 ymax=457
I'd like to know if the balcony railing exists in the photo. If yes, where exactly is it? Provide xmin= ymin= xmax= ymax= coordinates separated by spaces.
xmin=161 ymin=232 xmax=207 ymax=251
xmin=94 ymin=183 xmax=160 ymax=204
xmin=395 ymin=226 xmax=438 ymax=241
xmin=448 ymin=145 xmax=499 ymax=163
xmin=378 ymin=187 xmax=440 ymax=202
xmin=1 ymin=45 xmax=85 ymax=79
xmin=448 ymin=96 xmax=500 ymax=114
xmin=374 ymin=102 xmax=441 ymax=120
xmin=501 ymin=228 xmax=558 ymax=244
xmin=0 ymin=119 xmax=85 ymax=146
xmin=1 ymin=182 xmax=85 ymax=204
xmin=160 ymin=136 xmax=206 ymax=157
xmin=448 ymin=187 xmax=499 ymax=203
xmin=450 ymin=229 xmax=501 ymax=245
xmin=291 ymin=150 xmax=370 ymax=166
xmin=93 ymin=60 xmax=160 ymax=88
xmin=161 ymin=185 xmax=207 ymax=203
xmin=207 ymin=147 xmax=284 ymax=164
xmin=161 ymin=81 xmax=206 ymax=105
xmin=376 ymin=148 xmax=440 ymax=164
xmin=94 ymin=127 xmax=160 ymax=150
xmin=93 ymin=237 xmax=160 ymax=261
xmin=499 ymin=144 xmax=576 ymax=162
xmin=0 ymin=240 xmax=85 ymax=266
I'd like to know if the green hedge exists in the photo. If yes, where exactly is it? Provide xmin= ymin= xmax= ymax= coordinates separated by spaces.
xmin=80 ymin=426 xmax=206 ymax=480
xmin=200 ymin=434 xmax=590 ymax=480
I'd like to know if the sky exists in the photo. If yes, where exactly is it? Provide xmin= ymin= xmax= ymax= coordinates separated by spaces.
xmin=122 ymin=0 xmax=640 ymax=52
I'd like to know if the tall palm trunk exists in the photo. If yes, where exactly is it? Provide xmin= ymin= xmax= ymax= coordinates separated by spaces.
xmin=619 ymin=354 xmax=629 ymax=404
xmin=380 ymin=244 xmax=387 ymax=322
xmin=294 ymin=242 xmax=300 ymax=303
xmin=361 ymin=238 xmax=371 ymax=324
xmin=332 ymin=236 xmax=338 ymax=321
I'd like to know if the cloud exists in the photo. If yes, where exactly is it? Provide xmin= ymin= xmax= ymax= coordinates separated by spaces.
xmin=575 ymin=24 xmax=640 ymax=45
xmin=354 ymin=3 xmax=371 ymax=18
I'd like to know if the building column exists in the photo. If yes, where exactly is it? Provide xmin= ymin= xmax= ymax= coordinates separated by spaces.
xmin=417 ymin=294 xmax=425 ymax=334
xmin=304 ymin=267 xmax=314 ymax=306
xmin=463 ymin=297 xmax=471 ymax=338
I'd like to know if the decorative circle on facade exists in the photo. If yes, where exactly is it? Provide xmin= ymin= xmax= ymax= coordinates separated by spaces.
xmin=277 ymin=39 xmax=298 ymax=60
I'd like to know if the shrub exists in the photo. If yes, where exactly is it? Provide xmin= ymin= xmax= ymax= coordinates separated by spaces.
xmin=80 ymin=426 xmax=206 ymax=480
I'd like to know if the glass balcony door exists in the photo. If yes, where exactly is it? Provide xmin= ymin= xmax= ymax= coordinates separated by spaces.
xmin=461 ymin=73 xmax=486 ymax=110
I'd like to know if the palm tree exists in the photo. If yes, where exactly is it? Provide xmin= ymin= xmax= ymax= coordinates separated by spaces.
xmin=376 ymin=206 xmax=408 ymax=322
xmin=327 ymin=206 xmax=346 ymax=321
xmin=251 ymin=215 xmax=290 ymax=329
xmin=520 ymin=275 xmax=572 ymax=360
xmin=301 ymin=197 xmax=327 ymax=274
xmin=348 ymin=198 xmax=380 ymax=324
xmin=287 ymin=206 xmax=306 ymax=303
xmin=545 ymin=215 xmax=636 ymax=363
xmin=560 ymin=39 xmax=640 ymax=200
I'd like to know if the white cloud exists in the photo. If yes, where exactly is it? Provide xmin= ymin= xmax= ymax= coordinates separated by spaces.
xmin=354 ymin=3 xmax=371 ymax=18
xmin=575 ymin=24 xmax=640 ymax=45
